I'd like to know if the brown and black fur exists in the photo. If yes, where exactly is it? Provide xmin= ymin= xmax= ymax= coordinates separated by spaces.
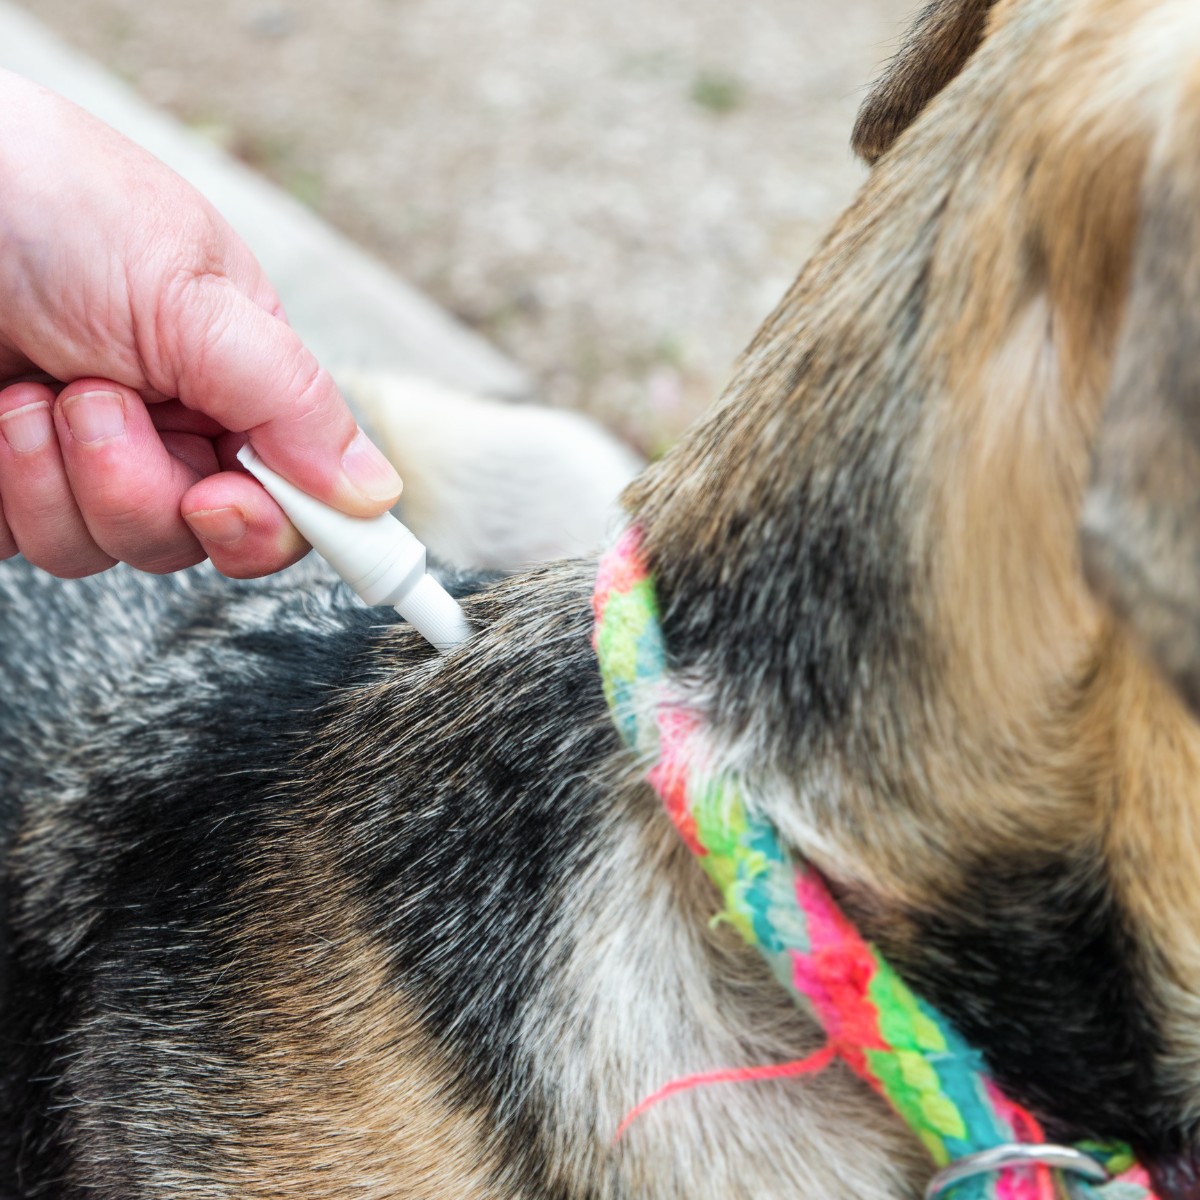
xmin=8 ymin=0 xmax=1200 ymax=1196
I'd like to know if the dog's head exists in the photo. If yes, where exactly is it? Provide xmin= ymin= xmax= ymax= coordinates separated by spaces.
xmin=857 ymin=1 xmax=1200 ymax=718
xmin=631 ymin=0 xmax=1200 ymax=1192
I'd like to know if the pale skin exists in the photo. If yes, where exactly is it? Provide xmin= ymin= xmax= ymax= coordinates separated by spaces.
xmin=0 ymin=70 xmax=403 ymax=580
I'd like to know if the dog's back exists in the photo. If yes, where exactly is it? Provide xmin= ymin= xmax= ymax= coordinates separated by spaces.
xmin=0 ymin=545 xmax=892 ymax=1200
xmin=0 ymin=557 xmax=357 ymax=884
xmin=0 ymin=562 xmax=284 ymax=1045
xmin=0 ymin=552 xmax=652 ymax=1198
xmin=0 ymin=556 xmax=396 ymax=1189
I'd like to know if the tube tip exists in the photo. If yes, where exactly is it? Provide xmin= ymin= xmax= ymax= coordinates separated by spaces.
xmin=397 ymin=574 xmax=473 ymax=651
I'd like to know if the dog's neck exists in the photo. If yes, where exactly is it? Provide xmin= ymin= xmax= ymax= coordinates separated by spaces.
xmin=591 ymin=525 xmax=1153 ymax=1198
xmin=614 ymin=104 xmax=1200 ymax=1161
xmin=617 ymin=108 xmax=1125 ymax=917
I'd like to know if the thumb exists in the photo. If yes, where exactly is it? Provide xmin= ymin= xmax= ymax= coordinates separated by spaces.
xmin=159 ymin=273 xmax=402 ymax=514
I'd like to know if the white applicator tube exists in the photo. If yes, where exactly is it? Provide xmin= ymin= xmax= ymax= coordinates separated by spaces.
xmin=237 ymin=444 xmax=472 ymax=652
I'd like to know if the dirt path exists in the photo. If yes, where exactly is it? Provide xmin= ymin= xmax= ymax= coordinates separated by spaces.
xmin=22 ymin=0 xmax=913 ymax=449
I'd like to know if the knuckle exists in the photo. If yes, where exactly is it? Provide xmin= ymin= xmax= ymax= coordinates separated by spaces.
xmin=76 ymin=492 xmax=168 ymax=562
xmin=0 ymin=478 xmax=116 ymax=577
xmin=152 ymin=268 xmax=235 ymax=392
xmin=78 ymin=488 xmax=154 ymax=538
xmin=53 ymin=559 xmax=117 ymax=581
xmin=64 ymin=453 xmax=196 ymax=573
xmin=278 ymin=360 xmax=332 ymax=430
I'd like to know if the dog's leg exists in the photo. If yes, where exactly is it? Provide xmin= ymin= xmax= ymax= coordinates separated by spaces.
xmin=338 ymin=371 xmax=643 ymax=570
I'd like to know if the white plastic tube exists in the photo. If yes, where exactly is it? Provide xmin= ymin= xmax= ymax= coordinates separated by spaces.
xmin=237 ymin=444 xmax=472 ymax=652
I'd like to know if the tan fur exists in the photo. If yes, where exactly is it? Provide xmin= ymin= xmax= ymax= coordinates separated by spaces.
xmin=631 ymin=0 xmax=1200 ymax=1017
xmin=910 ymin=10 xmax=1200 ymax=1085
xmin=219 ymin=860 xmax=501 ymax=1199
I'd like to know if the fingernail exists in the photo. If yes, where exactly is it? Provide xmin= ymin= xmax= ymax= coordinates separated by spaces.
xmin=0 ymin=401 xmax=53 ymax=453
xmin=63 ymin=390 xmax=126 ymax=445
xmin=341 ymin=428 xmax=402 ymax=504
xmin=185 ymin=507 xmax=247 ymax=546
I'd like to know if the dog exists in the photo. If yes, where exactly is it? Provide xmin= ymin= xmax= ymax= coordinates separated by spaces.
xmin=6 ymin=0 xmax=1200 ymax=1195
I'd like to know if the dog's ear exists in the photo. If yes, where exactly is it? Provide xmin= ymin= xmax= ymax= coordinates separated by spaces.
xmin=1080 ymin=105 xmax=1200 ymax=714
xmin=852 ymin=0 xmax=999 ymax=164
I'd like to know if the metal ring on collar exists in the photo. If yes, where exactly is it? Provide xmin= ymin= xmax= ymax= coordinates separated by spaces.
xmin=924 ymin=1144 xmax=1110 ymax=1198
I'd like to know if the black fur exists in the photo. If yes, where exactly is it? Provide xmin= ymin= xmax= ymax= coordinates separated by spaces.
xmin=854 ymin=856 xmax=1169 ymax=1153
xmin=0 ymin=553 xmax=616 ymax=1197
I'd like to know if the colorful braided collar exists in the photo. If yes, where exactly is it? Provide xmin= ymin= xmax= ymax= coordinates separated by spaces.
xmin=592 ymin=527 xmax=1157 ymax=1200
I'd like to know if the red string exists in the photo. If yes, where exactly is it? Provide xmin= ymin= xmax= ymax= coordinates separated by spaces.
xmin=612 ymin=1043 xmax=838 ymax=1143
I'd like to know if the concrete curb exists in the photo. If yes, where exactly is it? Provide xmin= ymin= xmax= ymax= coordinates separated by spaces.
xmin=0 ymin=0 xmax=532 ymax=400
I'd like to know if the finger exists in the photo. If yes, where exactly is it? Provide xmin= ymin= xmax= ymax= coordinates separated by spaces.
xmin=181 ymin=470 xmax=309 ymax=579
xmin=0 ymin=496 xmax=17 ymax=560
xmin=54 ymin=378 xmax=206 ymax=574
xmin=156 ymin=275 xmax=402 ymax=516
xmin=0 ymin=381 xmax=115 ymax=577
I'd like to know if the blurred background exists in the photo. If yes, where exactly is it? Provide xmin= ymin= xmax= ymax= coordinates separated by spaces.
xmin=22 ymin=0 xmax=914 ymax=454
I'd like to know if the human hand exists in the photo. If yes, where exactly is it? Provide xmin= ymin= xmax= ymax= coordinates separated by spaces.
xmin=0 ymin=70 xmax=402 ymax=579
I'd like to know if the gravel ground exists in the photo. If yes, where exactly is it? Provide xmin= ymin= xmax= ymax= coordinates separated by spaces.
xmin=22 ymin=0 xmax=913 ymax=451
